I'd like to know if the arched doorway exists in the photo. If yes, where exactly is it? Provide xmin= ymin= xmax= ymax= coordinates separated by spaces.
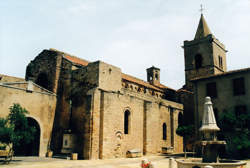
xmin=14 ymin=117 xmax=40 ymax=156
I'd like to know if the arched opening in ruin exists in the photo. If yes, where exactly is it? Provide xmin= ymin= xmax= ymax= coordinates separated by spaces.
xmin=14 ymin=117 xmax=40 ymax=156
xmin=36 ymin=72 xmax=50 ymax=90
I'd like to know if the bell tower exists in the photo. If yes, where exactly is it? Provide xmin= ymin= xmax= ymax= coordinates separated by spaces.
xmin=183 ymin=14 xmax=227 ymax=90
xmin=147 ymin=66 xmax=160 ymax=85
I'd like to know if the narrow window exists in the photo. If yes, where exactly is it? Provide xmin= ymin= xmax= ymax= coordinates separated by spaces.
xmin=195 ymin=54 xmax=202 ymax=69
xmin=233 ymin=77 xmax=245 ymax=96
xmin=155 ymin=73 xmax=159 ymax=80
xmin=206 ymin=82 xmax=217 ymax=98
xmin=124 ymin=110 xmax=130 ymax=134
xmin=64 ymin=139 xmax=68 ymax=146
xmin=218 ymin=56 xmax=223 ymax=68
xmin=163 ymin=123 xmax=167 ymax=140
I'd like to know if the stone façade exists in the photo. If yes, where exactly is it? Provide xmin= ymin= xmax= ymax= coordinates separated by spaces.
xmin=22 ymin=48 xmax=184 ymax=159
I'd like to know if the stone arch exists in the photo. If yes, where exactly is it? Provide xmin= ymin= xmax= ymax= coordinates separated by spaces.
xmin=195 ymin=54 xmax=203 ymax=69
xmin=36 ymin=72 xmax=50 ymax=90
xmin=155 ymin=73 xmax=159 ymax=80
xmin=14 ymin=117 xmax=41 ymax=156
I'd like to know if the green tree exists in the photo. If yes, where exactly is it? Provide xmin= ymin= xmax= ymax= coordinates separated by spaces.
xmin=217 ymin=110 xmax=250 ymax=159
xmin=176 ymin=124 xmax=195 ymax=158
xmin=0 ymin=104 xmax=36 ymax=163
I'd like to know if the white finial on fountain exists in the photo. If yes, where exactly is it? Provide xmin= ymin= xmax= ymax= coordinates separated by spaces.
xmin=199 ymin=97 xmax=220 ymax=132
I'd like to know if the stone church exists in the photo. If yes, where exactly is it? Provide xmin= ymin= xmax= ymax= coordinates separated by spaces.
xmin=0 ymin=47 xmax=184 ymax=158
xmin=0 ymin=42 xmax=184 ymax=158
xmin=1 ymin=13 xmax=248 ymax=159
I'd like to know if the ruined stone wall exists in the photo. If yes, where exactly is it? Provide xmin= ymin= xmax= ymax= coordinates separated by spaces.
xmin=25 ymin=49 xmax=62 ymax=93
xmin=0 ymin=83 xmax=57 ymax=157
xmin=50 ymin=57 xmax=74 ymax=153
xmin=25 ymin=50 xmax=76 ymax=153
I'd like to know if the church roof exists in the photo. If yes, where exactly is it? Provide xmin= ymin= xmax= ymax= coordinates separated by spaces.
xmin=194 ymin=14 xmax=212 ymax=40
xmin=122 ymin=73 xmax=167 ymax=92
xmin=54 ymin=49 xmax=175 ymax=92
xmin=64 ymin=54 xmax=89 ymax=66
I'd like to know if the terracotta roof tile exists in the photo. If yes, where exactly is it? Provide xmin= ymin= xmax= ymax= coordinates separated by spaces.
xmin=64 ymin=55 xmax=89 ymax=66
xmin=122 ymin=73 xmax=164 ymax=92
xmin=177 ymin=88 xmax=193 ymax=94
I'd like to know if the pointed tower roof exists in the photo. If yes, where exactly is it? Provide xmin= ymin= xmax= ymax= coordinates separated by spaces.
xmin=194 ymin=14 xmax=212 ymax=40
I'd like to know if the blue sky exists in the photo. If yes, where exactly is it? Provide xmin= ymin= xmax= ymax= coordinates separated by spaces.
xmin=1 ymin=0 xmax=250 ymax=89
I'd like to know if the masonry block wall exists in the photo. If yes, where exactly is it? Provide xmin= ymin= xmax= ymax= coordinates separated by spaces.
xmin=0 ymin=79 xmax=57 ymax=156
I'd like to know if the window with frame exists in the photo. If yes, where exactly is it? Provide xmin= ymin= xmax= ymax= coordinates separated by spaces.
xmin=233 ymin=77 xmax=245 ymax=96
xmin=206 ymin=82 xmax=217 ymax=98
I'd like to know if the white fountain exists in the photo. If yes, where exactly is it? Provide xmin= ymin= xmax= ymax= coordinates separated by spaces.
xmin=176 ymin=97 xmax=247 ymax=168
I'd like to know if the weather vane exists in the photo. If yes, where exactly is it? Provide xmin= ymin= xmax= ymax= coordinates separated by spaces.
xmin=200 ymin=4 xmax=204 ymax=14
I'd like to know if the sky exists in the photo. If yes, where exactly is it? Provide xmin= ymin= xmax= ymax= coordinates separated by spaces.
xmin=1 ymin=0 xmax=250 ymax=89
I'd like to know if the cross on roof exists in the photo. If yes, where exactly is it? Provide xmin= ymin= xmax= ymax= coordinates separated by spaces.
xmin=200 ymin=4 xmax=204 ymax=14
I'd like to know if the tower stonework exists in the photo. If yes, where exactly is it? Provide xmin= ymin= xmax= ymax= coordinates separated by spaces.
xmin=184 ymin=14 xmax=227 ymax=90
xmin=146 ymin=66 xmax=160 ymax=85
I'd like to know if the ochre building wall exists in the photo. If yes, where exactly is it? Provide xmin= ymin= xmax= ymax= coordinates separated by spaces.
xmin=0 ymin=81 xmax=57 ymax=157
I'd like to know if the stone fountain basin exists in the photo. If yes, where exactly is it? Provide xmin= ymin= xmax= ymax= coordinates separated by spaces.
xmin=176 ymin=158 xmax=247 ymax=168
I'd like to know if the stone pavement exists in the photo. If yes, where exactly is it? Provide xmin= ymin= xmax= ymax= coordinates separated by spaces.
xmin=1 ymin=155 xmax=249 ymax=168
xmin=0 ymin=155 xmax=172 ymax=168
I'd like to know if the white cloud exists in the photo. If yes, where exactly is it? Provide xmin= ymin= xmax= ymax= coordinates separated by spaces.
xmin=68 ymin=1 xmax=96 ymax=14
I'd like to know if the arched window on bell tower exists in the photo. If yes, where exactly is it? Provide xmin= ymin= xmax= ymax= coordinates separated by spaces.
xmin=195 ymin=54 xmax=203 ymax=69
